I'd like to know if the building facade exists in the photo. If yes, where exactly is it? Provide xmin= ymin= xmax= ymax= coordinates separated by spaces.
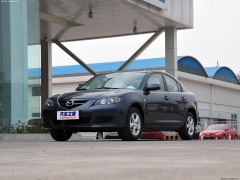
xmin=0 ymin=0 xmax=41 ymax=130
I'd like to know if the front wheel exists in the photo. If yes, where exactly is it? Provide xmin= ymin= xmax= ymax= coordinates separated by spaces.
xmin=179 ymin=112 xmax=195 ymax=140
xmin=119 ymin=107 xmax=142 ymax=141
xmin=50 ymin=129 xmax=72 ymax=141
xmin=96 ymin=132 xmax=104 ymax=140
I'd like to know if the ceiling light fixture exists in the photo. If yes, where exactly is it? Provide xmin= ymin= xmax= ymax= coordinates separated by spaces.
xmin=133 ymin=18 xmax=137 ymax=33
xmin=133 ymin=26 xmax=137 ymax=33
xmin=89 ymin=10 xmax=93 ymax=18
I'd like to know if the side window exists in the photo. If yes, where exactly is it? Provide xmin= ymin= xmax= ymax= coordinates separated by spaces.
xmin=147 ymin=74 xmax=165 ymax=91
xmin=164 ymin=75 xmax=181 ymax=92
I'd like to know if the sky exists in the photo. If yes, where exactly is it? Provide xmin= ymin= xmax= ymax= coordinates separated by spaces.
xmin=52 ymin=0 xmax=240 ymax=75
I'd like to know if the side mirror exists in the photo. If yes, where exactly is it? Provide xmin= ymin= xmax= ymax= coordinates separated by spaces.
xmin=145 ymin=84 xmax=161 ymax=91
xmin=76 ymin=84 xmax=83 ymax=91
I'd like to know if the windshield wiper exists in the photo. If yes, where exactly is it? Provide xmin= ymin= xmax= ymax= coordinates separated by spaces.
xmin=95 ymin=87 xmax=121 ymax=89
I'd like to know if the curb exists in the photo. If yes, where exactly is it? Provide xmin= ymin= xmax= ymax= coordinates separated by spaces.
xmin=0 ymin=133 xmax=96 ymax=141
xmin=0 ymin=134 xmax=53 ymax=141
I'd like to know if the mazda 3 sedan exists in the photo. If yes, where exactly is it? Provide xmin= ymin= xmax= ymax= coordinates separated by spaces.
xmin=42 ymin=71 xmax=198 ymax=141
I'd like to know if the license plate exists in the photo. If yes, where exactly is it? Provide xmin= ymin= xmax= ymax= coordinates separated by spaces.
xmin=57 ymin=111 xmax=79 ymax=120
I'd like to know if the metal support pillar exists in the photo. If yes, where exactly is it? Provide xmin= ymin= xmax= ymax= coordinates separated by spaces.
xmin=41 ymin=39 xmax=52 ymax=110
xmin=210 ymin=84 xmax=213 ymax=119
xmin=118 ymin=28 xmax=164 ymax=71
xmin=52 ymin=40 xmax=97 ymax=76
xmin=165 ymin=27 xmax=178 ymax=78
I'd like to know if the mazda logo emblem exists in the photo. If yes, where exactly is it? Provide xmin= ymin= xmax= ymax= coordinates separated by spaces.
xmin=66 ymin=100 xmax=74 ymax=107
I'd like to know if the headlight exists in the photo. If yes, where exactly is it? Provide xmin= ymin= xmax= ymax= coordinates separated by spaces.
xmin=95 ymin=97 xmax=123 ymax=105
xmin=45 ymin=99 xmax=54 ymax=106
xmin=215 ymin=132 xmax=222 ymax=136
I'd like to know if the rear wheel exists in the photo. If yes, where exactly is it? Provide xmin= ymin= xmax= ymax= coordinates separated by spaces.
xmin=179 ymin=112 xmax=195 ymax=140
xmin=119 ymin=107 xmax=142 ymax=141
xmin=50 ymin=129 xmax=72 ymax=141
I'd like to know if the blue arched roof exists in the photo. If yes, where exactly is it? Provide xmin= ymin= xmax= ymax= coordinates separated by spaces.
xmin=126 ymin=57 xmax=165 ymax=71
xmin=205 ymin=67 xmax=220 ymax=77
xmin=28 ymin=57 xmax=165 ymax=78
xmin=205 ymin=67 xmax=239 ymax=85
xmin=178 ymin=56 xmax=208 ymax=77
xmin=28 ymin=56 xmax=239 ymax=85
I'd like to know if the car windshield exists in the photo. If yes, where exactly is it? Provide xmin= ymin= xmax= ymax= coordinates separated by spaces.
xmin=206 ymin=124 xmax=225 ymax=130
xmin=79 ymin=72 xmax=146 ymax=90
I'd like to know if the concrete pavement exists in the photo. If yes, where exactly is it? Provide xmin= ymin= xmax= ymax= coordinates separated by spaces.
xmin=0 ymin=138 xmax=240 ymax=180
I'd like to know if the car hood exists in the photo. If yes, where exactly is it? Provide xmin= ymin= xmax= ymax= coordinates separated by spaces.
xmin=202 ymin=130 xmax=222 ymax=134
xmin=57 ymin=89 xmax=135 ymax=100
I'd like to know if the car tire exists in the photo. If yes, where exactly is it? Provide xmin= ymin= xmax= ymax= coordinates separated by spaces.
xmin=50 ymin=129 xmax=72 ymax=141
xmin=96 ymin=132 xmax=104 ymax=140
xmin=234 ymin=135 xmax=238 ymax=140
xmin=119 ymin=107 xmax=142 ymax=141
xmin=179 ymin=112 xmax=195 ymax=140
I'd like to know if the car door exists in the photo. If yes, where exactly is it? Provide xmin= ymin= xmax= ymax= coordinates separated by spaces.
xmin=144 ymin=73 xmax=172 ymax=128
xmin=163 ymin=74 xmax=186 ymax=127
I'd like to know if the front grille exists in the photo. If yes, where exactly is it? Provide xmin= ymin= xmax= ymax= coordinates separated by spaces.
xmin=58 ymin=100 xmax=88 ymax=109
xmin=96 ymin=116 xmax=114 ymax=124
xmin=204 ymin=137 xmax=214 ymax=140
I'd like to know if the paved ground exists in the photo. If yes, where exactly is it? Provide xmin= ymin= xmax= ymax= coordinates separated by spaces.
xmin=0 ymin=137 xmax=240 ymax=180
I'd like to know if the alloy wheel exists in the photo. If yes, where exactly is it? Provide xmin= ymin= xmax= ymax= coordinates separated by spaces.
xmin=130 ymin=112 xmax=141 ymax=136
xmin=186 ymin=116 xmax=194 ymax=136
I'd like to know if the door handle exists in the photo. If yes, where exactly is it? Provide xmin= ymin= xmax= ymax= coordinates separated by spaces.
xmin=181 ymin=97 xmax=186 ymax=101
xmin=164 ymin=96 xmax=169 ymax=100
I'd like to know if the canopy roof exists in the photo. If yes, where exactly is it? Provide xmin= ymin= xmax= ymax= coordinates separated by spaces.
xmin=39 ymin=0 xmax=193 ymax=42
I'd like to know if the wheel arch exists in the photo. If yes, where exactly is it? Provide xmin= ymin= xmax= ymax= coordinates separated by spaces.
xmin=131 ymin=103 xmax=144 ymax=125
xmin=187 ymin=108 xmax=197 ymax=126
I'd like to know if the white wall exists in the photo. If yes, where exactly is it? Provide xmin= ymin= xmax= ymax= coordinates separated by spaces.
xmin=178 ymin=71 xmax=240 ymax=121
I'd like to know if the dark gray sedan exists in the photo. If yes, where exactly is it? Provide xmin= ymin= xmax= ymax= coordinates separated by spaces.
xmin=42 ymin=71 xmax=198 ymax=141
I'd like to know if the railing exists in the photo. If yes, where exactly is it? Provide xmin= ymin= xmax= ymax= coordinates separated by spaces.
xmin=197 ymin=118 xmax=238 ymax=131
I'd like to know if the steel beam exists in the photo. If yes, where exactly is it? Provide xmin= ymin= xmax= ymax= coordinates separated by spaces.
xmin=118 ymin=28 xmax=164 ymax=71
xmin=52 ymin=40 xmax=97 ymax=76
xmin=40 ymin=12 xmax=84 ymax=27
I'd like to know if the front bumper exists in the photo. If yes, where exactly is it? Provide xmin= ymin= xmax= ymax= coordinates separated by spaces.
xmin=42 ymin=104 xmax=128 ymax=132
xmin=199 ymin=134 xmax=220 ymax=140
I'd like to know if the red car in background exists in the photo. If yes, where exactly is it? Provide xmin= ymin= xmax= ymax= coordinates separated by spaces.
xmin=199 ymin=124 xmax=238 ymax=140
